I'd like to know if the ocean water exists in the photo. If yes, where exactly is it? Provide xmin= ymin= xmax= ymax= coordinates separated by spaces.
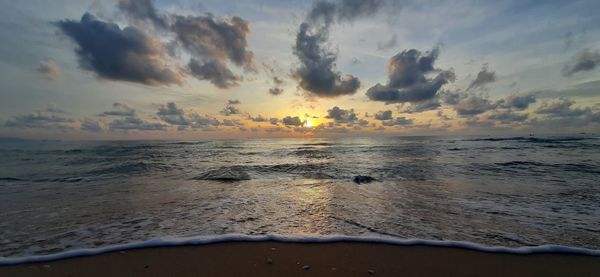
xmin=1 ymin=136 xmax=599 ymax=258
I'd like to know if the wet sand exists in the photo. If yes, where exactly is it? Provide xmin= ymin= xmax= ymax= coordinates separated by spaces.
xmin=1 ymin=241 xmax=599 ymax=276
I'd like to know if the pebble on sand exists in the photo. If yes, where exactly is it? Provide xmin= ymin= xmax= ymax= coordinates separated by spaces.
xmin=266 ymin=258 xmax=273 ymax=264
xmin=368 ymin=269 xmax=376 ymax=275
xmin=302 ymin=265 xmax=311 ymax=270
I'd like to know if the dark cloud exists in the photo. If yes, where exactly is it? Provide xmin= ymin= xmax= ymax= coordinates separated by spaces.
xmin=188 ymin=59 xmax=240 ymax=88
xmin=171 ymin=13 xmax=255 ymax=87
xmin=57 ymin=13 xmax=182 ymax=86
xmin=377 ymin=33 xmax=397 ymax=51
xmin=374 ymin=110 xmax=393 ymax=120
xmin=59 ymin=1 xmax=255 ymax=88
xmin=118 ymin=0 xmax=168 ymax=29
xmin=5 ymin=108 xmax=75 ymax=130
xmin=382 ymin=116 xmax=413 ymax=126
xmin=282 ymin=116 xmax=304 ymax=126
xmin=156 ymin=102 xmax=189 ymax=126
xmin=466 ymin=65 xmax=496 ymax=91
xmin=486 ymin=110 xmax=528 ymax=124
xmin=269 ymin=118 xmax=279 ymax=125
xmin=37 ymin=60 xmax=61 ymax=81
xmin=293 ymin=23 xmax=360 ymax=97
xmin=499 ymin=93 xmax=536 ymax=110
xmin=248 ymin=114 xmax=268 ymax=122
xmin=454 ymin=95 xmax=498 ymax=116
xmin=292 ymin=0 xmax=398 ymax=97
xmin=402 ymin=98 xmax=442 ymax=113
xmin=100 ymin=102 xmax=136 ymax=116
xmin=80 ymin=118 xmax=103 ymax=132
xmin=108 ymin=116 xmax=166 ymax=131
xmin=269 ymin=87 xmax=284 ymax=96
xmin=366 ymin=48 xmax=455 ymax=104
xmin=562 ymin=48 xmax=600 ymax=77
xmin=536 ymin=98 xmax=589 ymax=117
xmin=325 ymin=106 xmax=358 ymax=123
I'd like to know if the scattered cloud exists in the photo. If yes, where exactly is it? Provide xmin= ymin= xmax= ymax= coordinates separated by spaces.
xmin=80 ymin=118 xmax=103 ymax=132
xmin=56 ymin=13 xmax=182 ymax=86
xmin=374 ymin=110 xmax=392 ymax=120
xmin=100 ymin=102 xmax=136 ymax=116
xmin=37 ymin=60 xmax=61 ymax=81
xmin=562 ymin=48 xmax=600 ymax=77
xmin=325 ymin=106 xmax=358 ymax=123
xmin=366 ymin=47 xmax=455 ymax=104
xmin=5 ymin=106 xmax=75 ymax=130
xmin=282 ymin=116 xmax=304 ymax=126
xmin=108 ymin=116 xmax=166 ymax=131
xmin=466 ymin=65 xmax=496 ymax=91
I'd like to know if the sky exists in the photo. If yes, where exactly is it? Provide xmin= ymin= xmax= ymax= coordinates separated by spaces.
xmin=1 ymin=0 xmax=599 ymax=140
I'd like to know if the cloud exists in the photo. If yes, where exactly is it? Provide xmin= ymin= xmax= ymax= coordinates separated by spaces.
xmin=382 ymin=117 xmax=413 ymax=126
xmin=269 ymin=87 xmax=284 ymax=96
xmin=222 ymin=119 xmax=243 ymax=126
xmin=5 ymin=107 xmax=75 ymax=130
xmin=170 ymin=13 xmax=255 ymax=87
xmin=366 ymin=47 xmax=455 ymax=104
xmin=188 ymin=59 xmax=240 ymax=88
xmin=282 ymin=116 xmax=304 ymax=126
xmin=562 ymin=48 xmax=600 ymax=77
xmin=228 ymin=99 xmax=241 ymax=105
xmin=402 ymin=98 xmax=442 ymax=113
xmin=499 ymin=93 xmax=536 ymax=110
xmin=118 ymin=0 xmax=168 ymax=29
xmin=221 ymin=104 xmax=241 ymax=116
xmin=248 ymin=114 xmax=268 ymax=122
xmin=100 ymin=102 xmax=136 ymax=116
xmin=536 ymin=98 xmax=589 ymax=117
xmin=466 ymin=65 xmax=496 ymax=91
xmin=292 ymin=0 xmax=398 ymax=97
xmin=486 ymin=110 xmax=528 ymax=124
xmin=374 ymin=110 xmax=393 ymax=120
xmin=80 ymin=118 xmax=103 ymax=132
xmin=325 ymin=106 xmax=358 ymax=123
xmin=59 ymin=1 xmax=255 ymax=89
xmin=269 ymin=118 xmax=279 ymax=125
xmin=156 ymin=102 xmax=189 ymax=126
xmin=377 ymin=33 xmax=397 ymax=51
xmin=37 ymin=60 xmax=61 ymax=81
xmin=108 ymin=116 xmax=166 ymax=131
xmin=454 ymin=95 xmax=498 ymax=116
xmin=56 ymin=13 xmax=182 ymax=85
xmin=293 ymin=23 xmax=360 ymax=97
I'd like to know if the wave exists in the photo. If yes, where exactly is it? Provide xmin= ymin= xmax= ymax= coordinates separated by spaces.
xmin=1 ymin=234 xmax=599 ymax=265
xmin=465 ymin=136 xmax=589 ymax=143
xmin=193 ymin=166 xmax=251 ymax=181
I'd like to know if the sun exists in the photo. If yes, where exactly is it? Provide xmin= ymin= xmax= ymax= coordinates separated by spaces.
xmin=305 ymin=120 xmax=314 ymax=128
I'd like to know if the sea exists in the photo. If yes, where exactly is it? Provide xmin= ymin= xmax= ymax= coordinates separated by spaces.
xmin=1 ymin=135 xmax=599 ymax=260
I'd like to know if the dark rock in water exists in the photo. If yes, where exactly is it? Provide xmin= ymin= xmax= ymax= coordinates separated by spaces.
xmin=193 ymin=167 xmax=251 ymax=182
xmin=353 ymin=175 xmax=375 ymax=184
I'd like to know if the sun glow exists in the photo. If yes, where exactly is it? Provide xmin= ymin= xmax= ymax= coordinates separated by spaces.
xmin=305 ymin=120 xmax=314 ymax=128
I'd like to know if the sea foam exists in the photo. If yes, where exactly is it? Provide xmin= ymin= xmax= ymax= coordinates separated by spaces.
xmin=1 ymin=235 xmax=599 ymax=265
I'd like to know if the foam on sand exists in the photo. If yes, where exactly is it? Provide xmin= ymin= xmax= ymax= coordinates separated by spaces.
xmin=1 ymin=234 xmax=599 ymax=265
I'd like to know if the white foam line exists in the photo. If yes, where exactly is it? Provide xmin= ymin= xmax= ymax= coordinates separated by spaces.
xmin=1 ymin=234 xmax=599 ymax=265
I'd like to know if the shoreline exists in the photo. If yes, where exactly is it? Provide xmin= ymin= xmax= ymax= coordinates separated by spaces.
xmin=2 ymin=241 xmax=599 ymax=277
xmin=2 ymin=235 xmax=600 ymax=265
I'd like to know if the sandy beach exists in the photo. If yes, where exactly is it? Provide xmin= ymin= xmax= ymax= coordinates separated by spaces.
xmin=1 ymin=241 xmax=599 ymax=277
